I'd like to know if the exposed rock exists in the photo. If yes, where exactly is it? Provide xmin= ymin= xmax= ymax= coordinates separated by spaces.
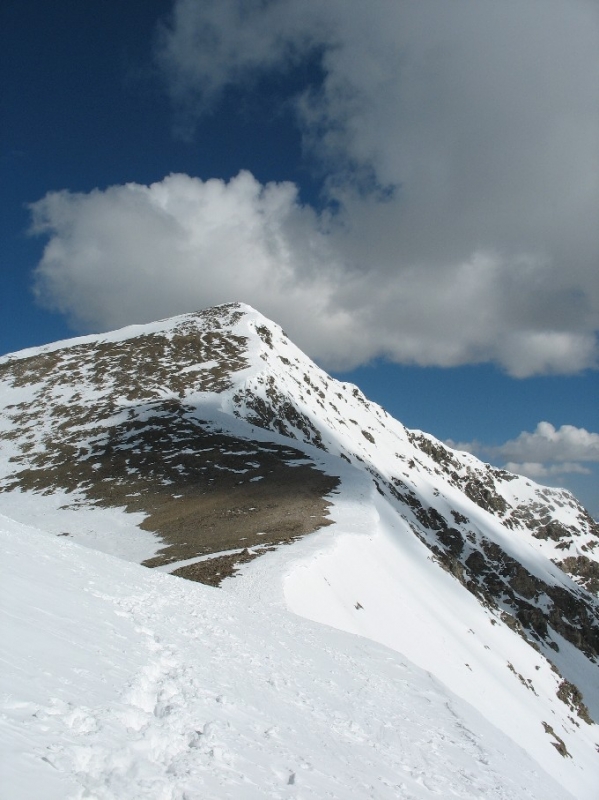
xmin=542 ymin=722 xmax=571 ymax=758
xmin=555 ymin=556 xmax=599 ymax=595
xmin=557 ymin=679 xmax=593 ymax=724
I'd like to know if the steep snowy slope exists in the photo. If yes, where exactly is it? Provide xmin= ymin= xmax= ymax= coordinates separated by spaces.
xmin=1 ymin=302 xmax=598 ymax=797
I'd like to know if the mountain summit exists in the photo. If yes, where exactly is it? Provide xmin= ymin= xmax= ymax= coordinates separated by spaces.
xmin=1 ymin=302 xmax=598 ymax=798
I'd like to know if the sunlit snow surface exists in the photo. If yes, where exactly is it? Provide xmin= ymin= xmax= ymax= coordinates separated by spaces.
xmin=0 ymin=517 xmax=577 ymax=800
xmin=282 ymin=476 xmax=599 ymax=797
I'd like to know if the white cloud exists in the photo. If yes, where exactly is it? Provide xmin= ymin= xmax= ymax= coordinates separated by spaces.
xmin=445 ymin=440 xmax=480 ymax=456
xmin=30 ymin=172 xmax=371 ymax=368
xmin=494 ymin=421 xmax=599 ymax=463
xmin=503 ymin=461 xmax=591 ymax=479
xmin=31 ymin=1 xmax=599 ymax=375
xmin=449 ymin=421 xmax=599 ymax=486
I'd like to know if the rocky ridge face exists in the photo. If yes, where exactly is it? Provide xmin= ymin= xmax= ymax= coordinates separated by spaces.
xmin=0 ymin=302 xmax=598 ymax=722
xmin=221 ymin=309 xmax=599 ymax=671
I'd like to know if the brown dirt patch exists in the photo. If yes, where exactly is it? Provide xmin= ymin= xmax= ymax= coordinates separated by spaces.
xmin=2 ymin=393 xmax=338 ymax=586
xmin=172 ymin=549 xmax=266 ymax=586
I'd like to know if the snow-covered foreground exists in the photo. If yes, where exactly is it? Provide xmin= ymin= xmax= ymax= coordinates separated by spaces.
xmin=0 ymin=514 xmax=576 ymax=800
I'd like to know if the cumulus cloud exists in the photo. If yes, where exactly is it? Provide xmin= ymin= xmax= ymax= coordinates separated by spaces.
xmin=494 ymin=421 xmax=599 ymax=463
xmin=449 ymin=421 xmax=599 ymax=484
xmin=31 ymin=0 xmax=599 ymax=374
xmin=30 ymin=172 xmax=369 ymax=368
xmin=503 ymin=462 xmax=591 ymax=479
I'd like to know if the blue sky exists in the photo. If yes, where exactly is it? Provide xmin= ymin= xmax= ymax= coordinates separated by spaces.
xmin=1 ymin=1 xmax=598 ymax=516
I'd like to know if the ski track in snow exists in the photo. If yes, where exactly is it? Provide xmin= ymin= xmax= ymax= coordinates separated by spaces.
xmin=1 ymin=521 xmax=574 ymax=800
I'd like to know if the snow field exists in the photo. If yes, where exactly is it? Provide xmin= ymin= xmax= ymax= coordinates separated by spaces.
xmin=282 ymin=479 xmax=599 ymax=797
xmin=1 ymin=518 xmax=573 ymax=800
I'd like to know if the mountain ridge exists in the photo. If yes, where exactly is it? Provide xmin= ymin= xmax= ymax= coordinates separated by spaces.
xmin=1 ymin=301 xmax=598 ymax=796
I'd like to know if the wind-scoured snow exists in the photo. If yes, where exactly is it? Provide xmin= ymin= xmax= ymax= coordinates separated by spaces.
xmin=1 ymin=302 xmax=598 ymax=798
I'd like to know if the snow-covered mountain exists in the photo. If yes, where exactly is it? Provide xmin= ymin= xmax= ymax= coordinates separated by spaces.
xmin=1 ymin=302 xmax=598 ymax=799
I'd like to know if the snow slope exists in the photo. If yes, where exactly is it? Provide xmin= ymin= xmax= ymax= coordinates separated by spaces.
xmin=0 ymin=515 xmax=577 ymax=800
xmin=282 ymin=477 xmax=599 ymax=796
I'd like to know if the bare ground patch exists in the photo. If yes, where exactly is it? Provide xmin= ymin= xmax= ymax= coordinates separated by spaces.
xmin=2 ymin=395 xmax=338 ymax=586
xmin=172 ymin=549 xmax=267 ymax=586
xmin=139 ymin=457 xmax=338 ymax=572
